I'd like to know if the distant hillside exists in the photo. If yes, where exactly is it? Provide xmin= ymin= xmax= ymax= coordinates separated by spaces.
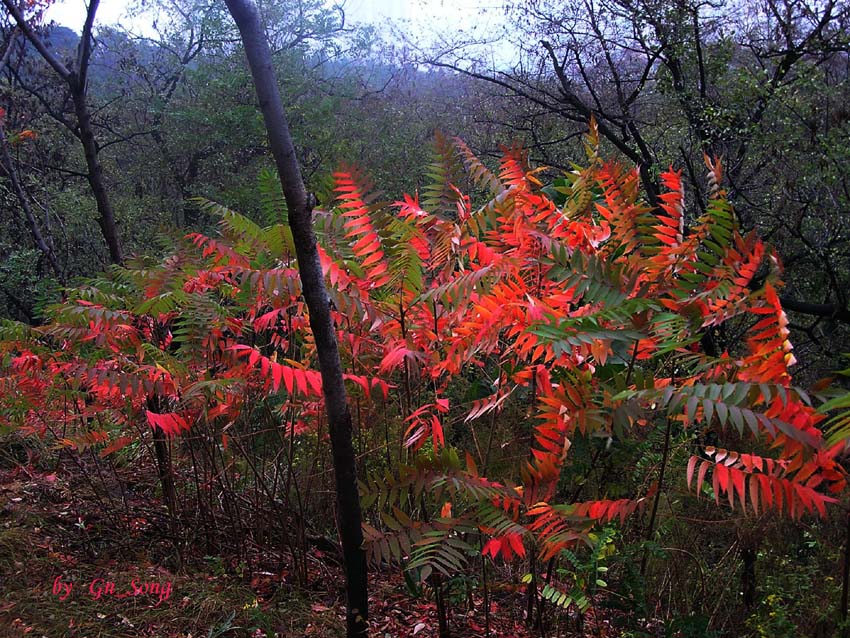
xmin=40 ymin=24 xmax=78 ymax=54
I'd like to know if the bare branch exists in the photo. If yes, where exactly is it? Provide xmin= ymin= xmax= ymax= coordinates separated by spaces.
xmin=1 ymin=0 xmax=72 ymax=80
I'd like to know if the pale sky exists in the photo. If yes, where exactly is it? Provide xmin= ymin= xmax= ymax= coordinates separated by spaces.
xmin=45 ymin=0 xmax=131 ymax=28
xmin=44 ymin=0 xmax=504 ymax=38
xmin=42 ymin=0 xmax=514 ymax=67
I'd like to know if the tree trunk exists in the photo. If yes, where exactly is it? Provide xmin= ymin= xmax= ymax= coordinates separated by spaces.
xmin=152 ymin=425 xmax=177 ymax=521
xmin=1 ymin=0 xmax=124 ymax=265
xmin=223 ymin=2 xmax=368 ymax=636
xmin=71 ymin=88 xmax=123 ymax=265
xmin=741 ymin=544 xmax=757 ymax=610
xmin=0 ymin=124 xmax=63 ymax=281
xmin=841 ymin=508 xmax=850 ymax=637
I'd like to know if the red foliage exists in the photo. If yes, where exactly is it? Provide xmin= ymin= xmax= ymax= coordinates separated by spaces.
xmin=0 ymin=127 xmax=846 ymax=605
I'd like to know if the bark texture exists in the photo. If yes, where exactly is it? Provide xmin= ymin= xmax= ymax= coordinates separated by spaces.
xmin=223 ymin=1 xmax=368 ymax=636
xmin=71 ymin=89 xmax=123 ymax=265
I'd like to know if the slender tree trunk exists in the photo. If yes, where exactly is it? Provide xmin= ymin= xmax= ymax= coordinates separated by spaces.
xmin=0 ymin=124 xmax=63 ymax=281
xmin=640 ymin=417 xmax=672 ymax=577
xmin=152 ymin=425 xmax=177 ymax=520
xmin=741 ymin=545 xmax=757 ymax=609
xmin=841 ymin=507 xmax=850 ymax=637
xmin=71 ymin=89 xmax=123 ymax=265
xmin=1 ymin=0 xmax=124 ymax=265
xmin=147 ymin=398 xmax=177 ymax=523
xmin=223 ymin=2 xmax=368 ymax=636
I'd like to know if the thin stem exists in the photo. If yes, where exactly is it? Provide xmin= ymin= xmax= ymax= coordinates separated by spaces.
xmin=640 ymin=417 xmax=673 ymax=577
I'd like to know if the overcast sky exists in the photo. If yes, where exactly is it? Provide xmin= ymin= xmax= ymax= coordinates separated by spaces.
xmin=41 ymin=0 xmax=515 ymax=69
xmin=43 ymin=0 xmax=504 ymax=38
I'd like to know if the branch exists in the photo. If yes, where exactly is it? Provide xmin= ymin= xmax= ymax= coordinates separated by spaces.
xmin=428 ymin=59 xmax=585 ymax=125
xmin=76 ymin=0 xmax=101 ymax=88
xmin=97 ymin=129 xmax=158 ymax=151
xmin=7 ymin=65 xmax=77 ymax=132
xmin=540 ymin=40 xmax=643 ymax=166
xmin=0 ymin=25 xmax=18 ymax=69
xmin=1 ymin=0 xmax=72 ymax=80
xmin=780 ymin=296 xmax=850 ymax=325
xmin=0 ymin=123 xmax=64 ymax=280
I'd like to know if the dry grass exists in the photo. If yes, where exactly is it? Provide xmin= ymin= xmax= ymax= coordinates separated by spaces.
xmin=0 ymin=468 xmax=345 ymax=638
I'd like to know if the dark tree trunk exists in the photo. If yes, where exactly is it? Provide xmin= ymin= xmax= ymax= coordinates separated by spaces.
xmin=152 ymin=425 xmax=177 ymax=521
xmin=741 ymin=545 xmax=757 ymax=610
xmin=841 ymin=508 xmax=850 ymax=637
xmin=146 ymin=398 xmax=177 ymax=522
xmin=1 ymin=0 xmax=124 ymax=265
xmin=223 ymin=2 xmax=368 ymax=636
xmin=0 ymin=124 xmax=63 ymax=281
xmin=71 ymin=89 xmax=123 ymax=265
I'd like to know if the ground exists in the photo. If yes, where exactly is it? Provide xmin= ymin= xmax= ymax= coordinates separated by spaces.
xmin=0 ymin=461 xmax=550 ymax=638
